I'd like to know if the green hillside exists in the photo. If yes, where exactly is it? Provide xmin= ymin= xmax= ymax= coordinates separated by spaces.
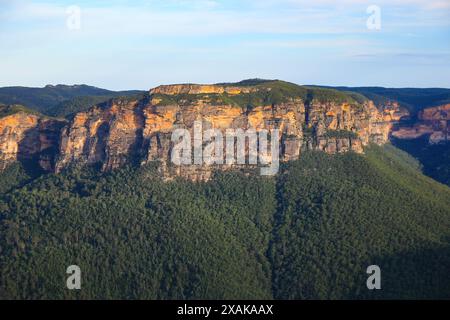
xmin=0 ymin=144 xmax=449 ymax=299
xmin=0 ymin=85 xmax=144 ymax=117
xmin=324 ymin=86 xmax=450 ymax=116
xmin=0 ymin=104 xmax=42 ymax=118
xmin=392 ymin=137 xmax=450 ymax=187
xmin=2 ymin=82 xmax=449 ymax=119
xmin=272 ymin=145 xmax=450 ymax=299
xmin=46 ymin=93 xmax=146 ymax=118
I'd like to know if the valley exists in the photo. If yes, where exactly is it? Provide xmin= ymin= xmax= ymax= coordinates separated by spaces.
xmin=0 ymin=80 xmax=449 ymax=300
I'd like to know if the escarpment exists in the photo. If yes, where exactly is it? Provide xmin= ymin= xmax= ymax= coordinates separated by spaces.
xmin=0 ymin=108 xmax=66 ymax=171
xmin=391 ymin=103 xmax=450 ymax=144
xmin=56 ymin=99 xmax=146 ymax=172
xmin=0 ymin=81 xmax=401 ymax=180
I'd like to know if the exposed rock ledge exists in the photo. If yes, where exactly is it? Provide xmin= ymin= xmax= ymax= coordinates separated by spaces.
xmin=391 ymin=104 xmax=449 ymax=144
xmin=0 ymin=83 xmax=401 ymax=181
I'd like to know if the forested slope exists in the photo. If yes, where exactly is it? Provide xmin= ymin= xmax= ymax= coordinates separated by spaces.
xmin=392 ymin=137 xmax=450 ymax=187
xmin=0 ymin=85 xmax=144 ymax=117
xmin=272 ymin=145 xmax=450 ymax=299
xmin=0 ymin=145 xmax=449 ymax=299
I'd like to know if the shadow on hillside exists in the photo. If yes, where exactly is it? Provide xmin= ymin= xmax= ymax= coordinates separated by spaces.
xmin=392 ymin=136 xmax=450 ymax=186
xmin=355 ymin=242 xmax=450 ymax=300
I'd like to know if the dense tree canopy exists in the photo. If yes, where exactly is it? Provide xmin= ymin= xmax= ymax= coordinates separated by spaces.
xmin=0 ymin=145 xmax=449 ymax=299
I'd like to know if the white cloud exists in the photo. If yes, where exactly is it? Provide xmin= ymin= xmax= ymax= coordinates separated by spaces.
xmin=1 ymin=0 xmax=448 ymax=39
xmin=0 ymin=2 xmax=361 ymax=38
xmin=283 ymin=0 xmax=450 ymax=10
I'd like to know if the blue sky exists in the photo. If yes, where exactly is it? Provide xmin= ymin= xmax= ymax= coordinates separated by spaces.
xmin=0 ymin=0 xmax=449 ymax=90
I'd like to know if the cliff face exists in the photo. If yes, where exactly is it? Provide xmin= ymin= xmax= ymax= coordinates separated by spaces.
xmin=0 ymin=82 xmax=399 ymax=180
xmin=391 ymin=104 xmax=450 ymax=144
xmin=53 ymin=84 xmax=396 ymax=180
xmin=0 ymin=112 xmax=65 ymax=171
xmin=56 ymin=99 xmax=145 ymax=172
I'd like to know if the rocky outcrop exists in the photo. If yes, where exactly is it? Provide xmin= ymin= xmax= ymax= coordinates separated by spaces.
xmin=0 ymin=112 xmax=65 ymax=171
xmin=150 ymin=84 xmax=254 ymax=96
xmin=379 ymin=102 xmax=409 ymax=122
xmin=419 ymin=104 xmax=450 ymax=121
xmin=391 ymin=104 xmax=449 ymax=144
xmin=0 ymin=82 xmax=398 ymax=181
xmin=52 ymin=84 xmax=395 ymax=180
xmin=56 ymin=99 xmax=145 ymax=172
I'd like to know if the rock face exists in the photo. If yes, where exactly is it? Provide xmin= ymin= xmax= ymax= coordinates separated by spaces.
xmin=391 ymin=104 xmax=450 ymax=144
xmin=53 ymin=84 xmax=395 ymax=180
xmin=0 ymin=112 xmax=65 ymax=171
xmin=56 ymin=99 xmax=145 ymax=172
xmin=0 ymin=82 xmax=398 ymax=181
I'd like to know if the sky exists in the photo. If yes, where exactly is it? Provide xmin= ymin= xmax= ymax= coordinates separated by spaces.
xmin=0 ymin=0 xmax=449 ymax=90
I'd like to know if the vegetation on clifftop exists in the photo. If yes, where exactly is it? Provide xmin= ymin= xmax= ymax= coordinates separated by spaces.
xmin=0 ymin=104 xmax=42 ymax=118
xmin=323 ymin=129 xmax=359 ymax=139
xmin=0 ymin=85 xmax=144 ymax=117
xmin=151 ymin=80 xmax=369 ymax=109
xmin=326 ymin=86 xmax=450 ymax=116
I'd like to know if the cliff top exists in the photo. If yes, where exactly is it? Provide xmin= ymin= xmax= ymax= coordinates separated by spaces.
xmin=0 ymin=104 xmax=42 ymax=118
xmin=419 ymin=103 xmax=450 ymax=121
xmin=149 ymin=79 xmax=369 ymax=108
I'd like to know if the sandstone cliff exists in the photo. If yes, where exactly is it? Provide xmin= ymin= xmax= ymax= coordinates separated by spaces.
xmin=0 ymin=109 xmax=65 ymax=171
xmin=0 ymin=82 xmax=400 ymax=180
xmin=391 ymin=103 xmax=449 ymax=144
